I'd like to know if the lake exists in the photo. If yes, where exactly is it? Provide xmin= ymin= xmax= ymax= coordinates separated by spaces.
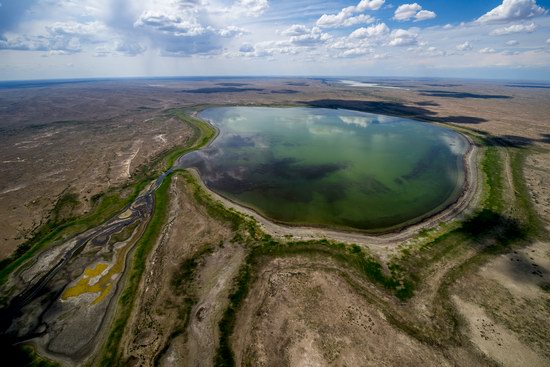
xmin=179 ymin=107 xmax=469 ymax=232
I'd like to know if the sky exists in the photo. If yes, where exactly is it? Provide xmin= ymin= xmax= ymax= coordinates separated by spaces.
xmin=0 ymin=0 xmax=549 ymax=80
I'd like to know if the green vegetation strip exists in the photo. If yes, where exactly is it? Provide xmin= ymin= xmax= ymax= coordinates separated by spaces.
xmin=99 ymin=172 xmax=173 ymax=367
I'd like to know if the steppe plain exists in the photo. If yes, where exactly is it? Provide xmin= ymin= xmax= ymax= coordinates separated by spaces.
xmin=0 ymin=77 xmax=549 ymax=366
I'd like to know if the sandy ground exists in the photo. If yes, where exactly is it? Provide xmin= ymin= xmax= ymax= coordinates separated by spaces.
xmin=452 ymin=241 xmax=550 ymax=365
xmin=232 ymin=255 xmax=453 ymax=366
xmin=453 ymin=296 xmax=547 ymax=367
xmin=524 ymin=151 xmax=550 ymax=229
xmin=121 ymin=174 xmax=239 ymax=367
xmin=178 ymin=242 xmax=245 ymax=367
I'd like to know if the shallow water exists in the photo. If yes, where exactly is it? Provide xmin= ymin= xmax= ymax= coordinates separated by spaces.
xmin=179 ymin=107 xmax=468 ymax=231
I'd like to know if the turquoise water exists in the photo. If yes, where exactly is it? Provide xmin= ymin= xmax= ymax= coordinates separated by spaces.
xmin=180 ymin=107 xmax=468 ymax=232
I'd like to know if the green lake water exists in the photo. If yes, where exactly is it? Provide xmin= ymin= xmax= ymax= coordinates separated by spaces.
xmin=180 ymin=107 xmax=469 ymax=232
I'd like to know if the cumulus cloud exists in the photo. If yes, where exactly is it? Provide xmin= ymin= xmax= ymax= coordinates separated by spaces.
xmin=114 ymin=40 xmax=146 ymax=56
xmin=317 ymin=12 xmax=374 ymax=28
xmin=46 ymin=21 xmax=106 ymax=37
xmin=281 ymin=25 xmax=331 ymax=46
xmin=489 ymin=22 xmax=537 ymax=35
xmin=414 ymin=10 xmax=436 ymax=21
xmin=477 ymin=0 xmax=546 ymax=23
xmin=281 ymin=24 xmax=310 ymax=36
xmin=506 ymin=39 xmax=520 ymax=45
xmin=349 ymin=23 xmax=389 ymax=38
xmin=290 ymin=27 xmax=331 ymax=46
xmin=0 ymin=19 xmax=108 ymax=54
xmin=393 ymin=3 xmax=436 ymax=22
xmin=218 ymin=26 xmax=246 ymax=38
xmin=0 ymin=34 xmax=50 ymax=51
xmin=356 ymin=0 xmax=386 ymax=11
xmin=225 ymin=0 xmax=269 ymax=18
xmin=131 ymin=3 xmax=248 ymax=57
xmin=547 ymin=38 xmax=550 ymax=43
xmin=239 ymin=43 xmax=254 ymax=53
xmin=134 ymin=11 xmax=206 ymax=37
xmin=479 ymin=47 xmax=497 ymax=53
xmin=334 ymin=47 xmax=373 ymax=58
xmin=456 ymin=41 xmax=473 ymax=51
xmin=316 ymin=0 xmax=382 ymax=28
xmin=388 ymin=29 xmax=418 ymax=46
xmin=393 ymin=3 xmax=421 ymax=21
xmin=407 ymin=42 xmax=447 ymax=57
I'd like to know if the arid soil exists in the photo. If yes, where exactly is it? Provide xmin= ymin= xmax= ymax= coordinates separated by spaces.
xmin=0 ymin=110 xmax=192 ymax=257
xmin=120 ymin=173 xmax=241 ymax=367
xmin=232 ymin=255 xmax=455 ymax=366
xmin=452 ymin=240 xmax=550 ymax=366
xmin=525 ymin=151 xmax=550 ymax=229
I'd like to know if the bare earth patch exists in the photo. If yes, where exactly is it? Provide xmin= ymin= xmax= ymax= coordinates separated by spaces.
xmin=524 ymin=151 xmax=550 ymax=229
xmin=232 ymin=255 xmax=452 ymax=366
xmin=453 ymin=241 xmax=550 ymax=365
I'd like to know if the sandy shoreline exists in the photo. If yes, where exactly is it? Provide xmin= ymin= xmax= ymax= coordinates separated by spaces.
xmin=185 ymin=132 xmax=481 ymax=258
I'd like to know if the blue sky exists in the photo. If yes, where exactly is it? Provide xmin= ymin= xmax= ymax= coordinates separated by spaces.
xmin=0 ymin=0 xmax=549 ymax=80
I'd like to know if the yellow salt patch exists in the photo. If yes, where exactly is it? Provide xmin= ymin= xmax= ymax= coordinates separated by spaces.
xmin=61 ymin=224 xmax=139 ymax=305
xmin=84 ymin=262 xmax=109 ymax=278
xmin=92 ymin=283 xmax=113 ymax=305
xmin=119 ymin=209 xmax=133 ymax=219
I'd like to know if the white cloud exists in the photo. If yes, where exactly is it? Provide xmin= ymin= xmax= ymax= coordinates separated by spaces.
xmin=456 ymin=41 xmax=473 ymax=51
xmin=317 ymin=12 xmax=374 ymax=28
xmin=547 ymin=38 xmax=550 ymax=44
xmin=489 ymin=22 xmax=537 ymax=35
xmin=281 ymin=24 xmax=309 ymax=36
xmin=393 ymin=3 xmax=436 ymax=22
xmin=479 ymin=47 xmax=497 ymax=53
xmin=218 ymin=26 xmax=246 ymax=38
xmin=335 ymin=47 xmax=373 ymax=58
xmin=227 ymin=0 xmax=269 ymax=18
xmin=349 ymin=23 xmax=389 ymax=38
xmin=506 ymin=39 xmax=520 ymax=45
xmin=388 ymin=29 xmax=418 ymax=46
xmin=134 ymin=11 xmax=206 ymax=37
xmin=356 ymin=0 xmax=386 ymax=11
xmin=477 ymin=0 xmax=546 ymax=24
xmin=415 ymin=10 xmax=436 ymax=21
xmin=394 ymin=3 xmax=421 ymax=21
xmin=409 ymin=43 xmax=447 ymax=57
xmin=281 ymin=26 xmax=331 ymax=46
xmin=114 ymin=40 xmax=146 ymax=56
xmin=239 ymin=43 xmax=254 ymax=53
xmin=46 ymin=21 xmax=106 ymax=37
xmin=316 ymin=0 xmax=383 ymax=28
